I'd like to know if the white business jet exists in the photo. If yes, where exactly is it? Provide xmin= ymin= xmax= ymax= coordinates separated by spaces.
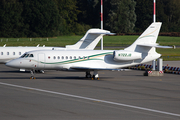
xmin=6 ymin=22 xmax=172 ymax=79
xmin=0 ymin=29 xmax=113 ymax=64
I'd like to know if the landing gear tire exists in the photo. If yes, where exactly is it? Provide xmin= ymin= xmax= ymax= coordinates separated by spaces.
xmin=30 ymin=76 xmax=36 ymax=79
xmin=86 ymin=71 xmax=92 ymax=78
xmin=85 ymin=71 xmax=99 ymax=80
xmin=92 ymin=75 xmax=99 ymax=80
xmin=92 ymin=71 xmax=99 ymax=80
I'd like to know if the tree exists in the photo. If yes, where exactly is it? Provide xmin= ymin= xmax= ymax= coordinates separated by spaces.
xmin=135 ymin=0 xmax=180 ymax=32
xmin=77 ymin=0 xmax=100 ymax=28
xmin=54 ymin=0 xmax=82 ymax=35
xmin=134 ymin=0 xmax=152 ymax=32
xmin=0 ymin=0 xmax=24 ymax=37
xmin=0 ymin=0 xmax=60 ymax=37
xmin=20 ymin=0 xmax=60 ymax=37
xmin=105 ymin=0 xmax=136 ymax=33
xmin=163 ymin=0 xmax=180 ymax=32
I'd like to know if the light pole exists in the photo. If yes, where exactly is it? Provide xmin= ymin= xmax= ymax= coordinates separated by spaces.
xmin=101 ymin=0 xmax=103 ymax=50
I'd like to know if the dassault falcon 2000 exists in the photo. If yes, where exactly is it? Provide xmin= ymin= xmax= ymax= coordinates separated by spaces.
xmin=0 ymin=28 xmax=114 ymax=64
xmin=6 ymin=22 xmax=172 ymax=79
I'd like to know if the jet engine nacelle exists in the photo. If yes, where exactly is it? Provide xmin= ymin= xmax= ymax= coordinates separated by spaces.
xmin=113 ymin=50 xmax=142 ymax=61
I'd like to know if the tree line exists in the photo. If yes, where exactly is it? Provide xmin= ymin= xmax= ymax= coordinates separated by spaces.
xmin=0 ymin=0 xmax=180 ymax=37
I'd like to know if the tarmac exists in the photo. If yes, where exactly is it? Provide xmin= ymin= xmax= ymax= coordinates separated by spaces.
xmin=0 ymin=62 xmax=180 ymax=120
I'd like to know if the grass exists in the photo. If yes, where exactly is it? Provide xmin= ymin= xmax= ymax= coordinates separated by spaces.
xmin=0 ymin=36 xmax=82 ymax=47
xmin=0 ymin=35 xmax=180 ymax=61
xmin=0 ymin=35 xmax=179 ymax=47
xmin=157 ymin=48 xmax=180 ymax=61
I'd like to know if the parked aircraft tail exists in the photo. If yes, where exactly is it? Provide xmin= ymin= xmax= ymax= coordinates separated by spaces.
xmin=124 ymin=22 xmax=164 ymax=53
xmin=65 ymin=29 xmax=115 ymax=50
xmin=113 ymin=22 xmax=172 ymax=62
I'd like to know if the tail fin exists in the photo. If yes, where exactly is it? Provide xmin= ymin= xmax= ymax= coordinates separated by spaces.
xmin=66 ymin=29 xmax=115 ymax=50
xmin=124 ymin=22 xmax=162 ymax=53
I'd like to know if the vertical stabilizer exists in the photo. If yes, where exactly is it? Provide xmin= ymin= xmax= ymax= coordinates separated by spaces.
xmin=125 ymin=22 xmax=162 ymax=52
xmin=66 ymin=29 xmax=115 ymax=50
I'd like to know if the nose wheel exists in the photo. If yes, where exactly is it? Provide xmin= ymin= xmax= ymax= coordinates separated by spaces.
xmin=30 ymin=76 xmax=36 ymax=79
xmin=30 ymin=70 xmax=36 ymax=79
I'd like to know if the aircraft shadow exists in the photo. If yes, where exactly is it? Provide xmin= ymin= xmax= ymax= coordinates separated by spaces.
xmin=0 ymin=71 xmax=30 ymax=73
xmin=0 ymin=76 xmax=112 ymax=80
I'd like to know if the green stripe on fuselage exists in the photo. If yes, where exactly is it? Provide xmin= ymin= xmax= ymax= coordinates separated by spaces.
xmin=39 ymin=52 xmax=113 ymax=65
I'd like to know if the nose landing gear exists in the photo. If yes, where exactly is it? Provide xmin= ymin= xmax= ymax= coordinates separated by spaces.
xmin=30 ymin=70 xmax=36 ymax=79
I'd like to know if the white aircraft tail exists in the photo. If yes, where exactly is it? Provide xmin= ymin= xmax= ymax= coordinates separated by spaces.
xmin=66 ymin=29 xmax=115 ymax=50
xmin=124 ymin=22 xmax=164 ymax=53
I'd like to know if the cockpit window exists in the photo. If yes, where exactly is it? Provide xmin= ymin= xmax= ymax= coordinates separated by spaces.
xmin=29 ymin=54 xmax=34 ymax=57
xmin=20 ymin=54 xmax=34 ymax=58
xmin=20 ymin=54 xmax=27 ymax=58
xmin=25 ymin=54 xmax=29 ymax=58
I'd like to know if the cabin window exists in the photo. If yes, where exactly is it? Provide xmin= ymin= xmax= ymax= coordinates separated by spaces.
xmin=83 ymin=56 xmax=86 ymax=59
xmin=13 ymin=52 xmax=15 ymax=55
xmin=7 ymin=52 xmax=9 ymax=55
xmin=70 ymin=56 xmax=72 ymax=59
xmin=48 ymin=56 xmax=50 ymax=59
xmin=1 ymin=52 xmax=3 ymax=55
xmin=19 ymin=52 xmax=21 ymax=55
xmin=62 ymin=56 xmax=64 ymax=59
xmin=54 ymin=56 xmax=56 ymax=59
xmin=58 ymin=56 xmax=60 ymax=59
xmin=66 ymin=56 xmax=68 ymax=59
xmin=79 ymin=56 xmax=81 ymax=59
xmin=74 ymin=56 xmax=76 ymax=59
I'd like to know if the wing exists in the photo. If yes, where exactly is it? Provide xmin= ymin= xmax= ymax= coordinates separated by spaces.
xmin=70 ymin=67 xmax=131 ymax=71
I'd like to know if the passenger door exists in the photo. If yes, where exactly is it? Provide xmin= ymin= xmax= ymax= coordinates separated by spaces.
xmin=38 ymin=53 xmax=45 ymax=69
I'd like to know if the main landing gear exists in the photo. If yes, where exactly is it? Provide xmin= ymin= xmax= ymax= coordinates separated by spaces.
xmin=30 ymin=70 xmax=36 ymax=79
xmin=85 ymin=71 xmax=99 ymax=80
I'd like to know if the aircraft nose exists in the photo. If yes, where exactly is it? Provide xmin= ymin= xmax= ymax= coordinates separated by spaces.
xmin=6 ymin=59 xmax=21 ymax=68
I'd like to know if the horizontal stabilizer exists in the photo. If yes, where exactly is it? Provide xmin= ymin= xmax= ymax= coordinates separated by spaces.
xmin=137 ymin=44 xmax=173 ymax=48
xmin=66 ymin=29 xmax=115 ymax=50
xmin=90 ymin=32 xmax=116 ymax=35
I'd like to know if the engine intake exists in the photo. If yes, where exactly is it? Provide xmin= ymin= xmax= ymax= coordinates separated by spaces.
xmin=113 ymin=50 xmax=142 ymax=61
